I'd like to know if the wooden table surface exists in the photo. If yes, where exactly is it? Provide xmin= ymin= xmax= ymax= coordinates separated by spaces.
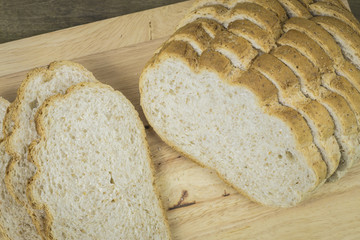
xmin=0 ymin=0 xmax=359 ymax=43
xmin=1 ymin=1 xmax=360 ymax=240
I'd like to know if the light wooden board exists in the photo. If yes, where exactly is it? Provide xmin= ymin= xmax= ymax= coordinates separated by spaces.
xmin=0 ymin=1 xmax=359 ymax=239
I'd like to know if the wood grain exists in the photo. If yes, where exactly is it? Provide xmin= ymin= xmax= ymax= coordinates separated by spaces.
xmin=0 ymin=0 xmax=187 ymax=43
xmin=1 ymin=1 xmax=359 ymax=239
xmin=0 ymin=0 xmax=358 ymax=44
xmin=0 ymin=1 xmax=193 ymax=78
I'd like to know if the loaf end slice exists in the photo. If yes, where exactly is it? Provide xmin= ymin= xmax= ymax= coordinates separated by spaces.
xmin=28 ymin=82 xmax=171 ymax=239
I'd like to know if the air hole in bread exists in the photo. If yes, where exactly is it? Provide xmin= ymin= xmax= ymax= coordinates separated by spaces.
xmin=109 ymin=172 xmax=115 ymax=184
xmin=29 ymin=99 xmax=38 ymax=110
xmin=105 ymin=113 xmax=112 ymax=121
xmin=286 ymin=150 xmax=295 ymax=161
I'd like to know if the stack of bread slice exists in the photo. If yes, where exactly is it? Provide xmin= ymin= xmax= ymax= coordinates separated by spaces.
xmin=0 ymin=62 xmax=170 ymax=239
xmin=140 ymin=0 xmax=360 ymax=207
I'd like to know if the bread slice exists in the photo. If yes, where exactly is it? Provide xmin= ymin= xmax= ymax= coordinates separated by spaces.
xmin=4 ymin=61 xmax=98 ymax=235
xmin=312 ymin=16 xmax=360 ymax=70
xmin=309 ymin=2 xmax=360 ymax=36
xmin=277 ymin=30 xmax=335 ymax=74
xmin=283 ymin=17 xmax=345 ymax=67
xmin=276 ymin=30 xmax=360 ymax=180
xmin=276 ymin=0 xmax=312 ymax=18
xmin=282 ymin=17 xmax=360 ymax=96
xmin=0 ymin=97 xmax=9 ymax=140
xmin=27 ymin=82 xmax=170 ymax=239
xmin=0 ymin=98 xmax=42 ymax=240
xmin=0 ymin=142 xmax=42 ymax=240
xmin=271 ymin=45 xmax=360 ymax=181
xmin=252 ymin=53 xmax=340 ymax=177
xmin=140 ymin=40 xmax=327 ymax=207
xmin=178 ymin=2 xmax=282 ymax=41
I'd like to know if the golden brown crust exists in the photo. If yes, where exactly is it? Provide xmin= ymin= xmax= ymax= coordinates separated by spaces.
xmin=283 ymin=17 xmax=345 ymax=66
xmin=309 ymin=2 xmax=360 ymax=35
xmin=199 ymin=49 xmax=237 ymax=80
xmin=170 ymin=21 xmax=214 ymax=53
xmin=270 ymin=44 xmax=358 ymax=176
xmin=252 ymin=0 xmax=288 ymax=22
xmin=235 ymin=68 xmax=278 ymax=104
xmin=271 ymin=44 xmax=360 ymax=133
xmin=318 ymin=90 xmax=358 ymax=136
xmin=277 ymin=30 xmax=334 ymax=74
xmin=252 ymin=53 xmax=336 ymax=146
xmin=337 ymin=60 xmax=360 ymax=92
xmin=323 ymin=75 xmax=360 ymax=124
xmin=271 ymin=45 xmax=321 ymax=96
xmin=268 ymin=105 xmax=327 ymax=182
xmin=253 ymin=53 xmax=300 ymax=94
xmin=316 ymin=0 xmax=348 ymax=10
xmin=228 ymin=2 xmax=282 ymax=39
xmin=228 ymin=19 xmax=276 ymax=52
xmin=189 ymin=0 xmax=288 ymax=23
xmin=178 ymin=4 xmax=228 ymax=29
xmin=312 ymin=16 xmax=360 ymax=68
xmin=277 ymin=0 xmax=313 ymax=18
xmin=236 ymin=69 xmax=324 ymax=174
xmin=298 ymin=0 xmax=313 ymax=8
xmin=212 ymin=30 xmax=258 ymax=70
xmin=157 ymin=40 xmax=200 ymax=71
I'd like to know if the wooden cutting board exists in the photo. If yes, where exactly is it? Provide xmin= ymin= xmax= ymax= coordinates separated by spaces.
xmin=0 ymin=1 xmax=359 ymax=239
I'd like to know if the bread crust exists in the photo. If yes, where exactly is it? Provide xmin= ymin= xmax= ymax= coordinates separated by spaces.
xmin=312 ymin=16 xmax=360 ymax=70
xmin=283 ymin=17 xmax=345 ymax=66
xmin=278 ymin=30 xmax=335 ymax=74
xmin=309 ymin=2 xmax=360 ymax=35
xmin=228 ymin=2 xmax=282 ymax=39
xmin=189 ymin=0 xmax=288 ymax=22
xmin=228 ymin=19 xmax=276 ymax=52
xmin=277 ymin=0 xmax=312 ymax=18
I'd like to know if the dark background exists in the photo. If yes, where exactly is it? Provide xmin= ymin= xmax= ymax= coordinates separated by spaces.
xmin=0 ymin=0 xmax=359 ymax=44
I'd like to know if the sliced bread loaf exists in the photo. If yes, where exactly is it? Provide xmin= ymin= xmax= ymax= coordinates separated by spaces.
xmin=140 ymin=0 xmax=360 ymax=206
xmin=0 ymin=98 xmax=42 ymax=240
xmin=4 ymin=61 xmax=98 ymax=236
xmin=27 ymin=82 xmax=170 ymax=239
xmin=140 ymin=40 xmax=327 ymax=207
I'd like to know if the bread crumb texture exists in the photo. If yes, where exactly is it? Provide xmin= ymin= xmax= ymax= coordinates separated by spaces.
xmin=28 ymin=83 xmax=170 ymax=239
